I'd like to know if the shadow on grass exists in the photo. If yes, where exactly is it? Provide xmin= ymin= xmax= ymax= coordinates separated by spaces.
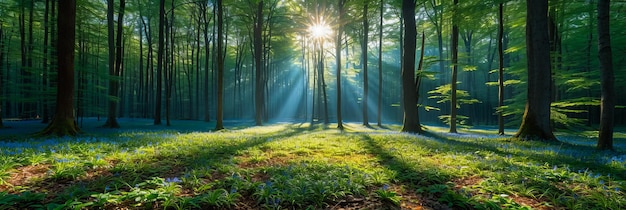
xmin=359 ymin=134 xmax=470 ymax=209
xmin=421 ymin=131 xmax=626 ymax=180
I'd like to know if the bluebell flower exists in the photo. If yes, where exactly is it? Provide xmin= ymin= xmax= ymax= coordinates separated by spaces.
xmin=105 ymin=185 xmax=110 ymax=192
xmin=615 ymin=187 xmax=620 ymax=193
xmin=382 ymin=184 xmax=389 ymax=191
xmin=165 ymin=177 xmax=182 ymax=183
xmin=230 ymin=187 xmax=237 ymax=194
xmin=599 ymin=180 xmax=605 ymax=185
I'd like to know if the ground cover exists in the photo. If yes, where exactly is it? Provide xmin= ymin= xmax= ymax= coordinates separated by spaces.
xmin=0 ymin=119 xmax=625 ymax=209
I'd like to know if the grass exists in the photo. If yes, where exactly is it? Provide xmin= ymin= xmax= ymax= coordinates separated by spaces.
xmin=0 ymin=119 xmax=625 ymax=209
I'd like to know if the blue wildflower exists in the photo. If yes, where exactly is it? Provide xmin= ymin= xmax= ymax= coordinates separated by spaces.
xmin=599 ymin=180 xmax=605 ymax=185
xmin=165 ymin=177 xmax=182 ymax=183
xmin=382 ymin=184 xmax=389 ymax=191
xmin=105 ymin=185 xmax=110 ymax=192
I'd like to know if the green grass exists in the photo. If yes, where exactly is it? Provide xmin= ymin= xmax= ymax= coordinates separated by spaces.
xmin=0 ymin=122 xmax=624 ymax=209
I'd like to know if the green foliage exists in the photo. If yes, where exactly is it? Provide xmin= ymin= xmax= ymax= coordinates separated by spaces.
xmin=0 ymin=123 xmax=625 ymax=209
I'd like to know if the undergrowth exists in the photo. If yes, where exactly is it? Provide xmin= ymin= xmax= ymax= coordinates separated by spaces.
xmin=0 ymin=122 xmax=624 ymax=209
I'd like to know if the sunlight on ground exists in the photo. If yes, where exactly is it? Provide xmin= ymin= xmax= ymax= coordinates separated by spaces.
xmin=1 ymin=120 xmax=625 ymax=209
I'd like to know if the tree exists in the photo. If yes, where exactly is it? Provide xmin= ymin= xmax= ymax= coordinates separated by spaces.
xmin=596 ymin=0 xmax=614 ymax=150
xmin=362 ymin=1 xmax=370 ymax=127
xmin=497 ymin=1 xmax=505 ymax=135
xmin=103 ymin=0 xmax=126 ymax=128
xmin=215 ymin=0 xmax=225 ymax=130
xmin=154 ymin=0 xmax=165 ymax=125
xmin=254 ymin=1 xmax=264 ymax=126
xmin=39 ymin=0 xmax=79 ymax=136
xmin=377 ymin=0 xmax=383 ymax=126
xmin=400 ymin=0 xmax=421 ymax=133
xmin=513 ymin=0 xmax=556 ymax=141
xmin=449 ymin=0 xmax=459 ymax=133
xmin=336 ymin=0 xmax=346 ymax=130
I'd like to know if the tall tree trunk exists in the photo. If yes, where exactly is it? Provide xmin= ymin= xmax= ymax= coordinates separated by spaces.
xmin=104 ymin=0 xmax=125 ymax=128
xmin=401 ymin=0 xmax=421 ymax=133
xmin=254 ymin=1 xmax=264 ymax=126
xmin=39 ymin=0 xmax=78 ymax=136
xmin=26 ymin=0 xmax=34 ymax=118
xmin=41 ymin=0 xmax=51 ymax=124
xmin=320 ymin=44 xmax=329 ymax=124
xmin=377 ymin=0 xmax=383 ymax=126
xmin=203 ymin=2 xmax=213 ymax=122
xmin=166 ymin=0 xmax=175 ymax=126
xmin=450 ymin=0 xmax=459 ymax=133
xmin=362 ymin=2 xmax=370 ymax=126
xmin=215 ymin=0 xmax=225 ymax=130
xmin=597 ymin=0 xmax=614 ymax=150
xmin=19 ymin=2 xmax=27 ymax=118
xmin=336 ymin=0 xmax=345 ymax=130
xmin=155 ymin=0 xmax=165 ymax=125
xmin=498 ymin=2 xmax=505 ymax=135
xmin=513 ymin=0 xmax=556 ymax=141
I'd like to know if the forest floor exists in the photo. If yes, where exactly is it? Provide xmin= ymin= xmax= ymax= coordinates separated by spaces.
xmin=0 ymin=118 xmax=625 ymax=209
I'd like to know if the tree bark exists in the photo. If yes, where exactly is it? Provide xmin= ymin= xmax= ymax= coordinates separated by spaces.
xmin=41 ymin=0 xmax=51 ymax=124
xmin=336 ymin=0 xmax=346 ymax=130
xmin=513 ymin=0 xmax=556 ymax=141
xmin=597 ymin=0 xmax=614 ymax=150
xmin=104 ymin=0 xmax=125 ymax=128
xmin=155 ymin=0 xmax=165 ymax=125
xmin=401 ymin=0 xmax=421 ymax=133
xmin=377 ymin=0 xmax=383 ymax=127
xmin=498 ymin=2 xmax=505 ymax=135
xmin=215 ymin=0 xmax=225 ymax=130
xmin=362 ymin=1 xmax=370 ymax=127
xmin=450 ymin=0 xmax=459 ymax=133
xmin=254 ymin=1 xmax=264 ymax=126
xmin=39 ymin=0 xmax=79 ymax=136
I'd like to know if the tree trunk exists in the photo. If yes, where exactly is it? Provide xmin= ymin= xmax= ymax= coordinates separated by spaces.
xmin=362 ymin=2 xmax=370 ymax=127
xmin=450 ymin=0 xmax=459 ymax=133
xmin=336 ymin=0 xmax=346 ymax=129
xmin=155 ymin=0 xmax=165 ymax=125
xmin=39 ymin=0 xmax=79 ymax=136
xmin=215 ymin=0 xmax=225 ymax=130
xmin=41 ymin=0 xmax=51 ymax=124
xmin=377 ymin=0 xmax=383 ymax=126
xmin=513 ymin=0 xmax=556 ymax=141
xmin=498 ymin=2 xmax=505 ymax=135
xmin=320 ymin=46 xmax=329 ymax=124
xmin=254 ymin=1 xmax=264 ymax=126
xmin=597 ymin=0 xmax=614 ymax=150
xmin=401 ymin=0 xmax=421 ymax=133
xmin=104 ymin=0 xmax=125 ymax=128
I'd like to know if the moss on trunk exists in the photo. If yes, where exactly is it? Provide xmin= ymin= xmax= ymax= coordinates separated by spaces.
xmin=38 ymin=117 xmax=79 ymax=136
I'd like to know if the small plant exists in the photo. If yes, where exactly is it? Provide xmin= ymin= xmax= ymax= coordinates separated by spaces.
xmin=375 ymin=184 xmax=401 ymax=205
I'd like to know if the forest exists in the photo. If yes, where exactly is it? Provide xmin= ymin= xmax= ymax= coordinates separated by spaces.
xmin=0 ymin=0 xmax=625 ymax=209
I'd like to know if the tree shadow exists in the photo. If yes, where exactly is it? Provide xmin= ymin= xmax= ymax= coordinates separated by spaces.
xmin=359 ymin=134 xmax=467 ymax=209
xmin=421 ymin=131 xmax=626 ymax=179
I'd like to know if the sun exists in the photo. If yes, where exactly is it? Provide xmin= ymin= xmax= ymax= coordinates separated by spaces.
xmin=308 ymin=18 xmax=332 ymax=39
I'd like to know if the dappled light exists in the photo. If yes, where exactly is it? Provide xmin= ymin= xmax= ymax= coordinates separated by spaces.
xmin=1 ymin=119 xmax=625 ymax=209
